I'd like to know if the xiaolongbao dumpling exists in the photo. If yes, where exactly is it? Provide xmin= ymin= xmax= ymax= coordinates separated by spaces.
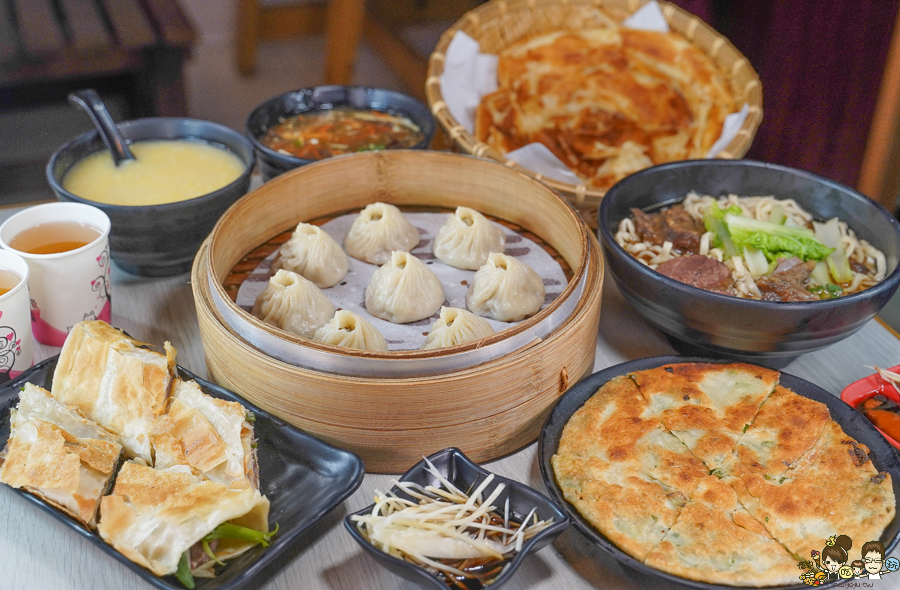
xmin=272 ymin=222 xmax=348 ymax=288
xmin=421 ymin=307 xmax=494 ymax=350
xmin=252 ymin=269 xmax=334 ymax=337
xmin=466 ymin=253 xmax=545 ymax=322
xmin=313 ymin=310 xmax=388 ymax=351
xmin=343 ymin=202 xmax=420 ymax=265
xmin=432 ymin=207 xmax=506 ymax=270
xmin=365 ymin=251 xmax=444 ymax=324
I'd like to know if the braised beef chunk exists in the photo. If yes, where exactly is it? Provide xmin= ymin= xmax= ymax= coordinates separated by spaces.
xmin=631 ymin=207 xmax=667 ymax=246
xmin=190 ymin=539 xmax=219 ymax=569
xmin=757 ymin=256 xmax=816 ymax=302
xmin=631 ymin=205 xmax=704 ymax=254
xmin=657 ymin=255 xmax=735 ymax=294
xmin=661 ymin=206 xmax=704 ymax=254
xmin=851 ymin=259 xmax=869 ymax=274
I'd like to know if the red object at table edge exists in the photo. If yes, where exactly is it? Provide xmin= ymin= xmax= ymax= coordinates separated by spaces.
xmin=840 ymin=363 xmax=900 ymax=451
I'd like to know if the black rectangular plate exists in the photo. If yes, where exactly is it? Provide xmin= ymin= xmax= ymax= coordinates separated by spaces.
xmin=0 ymin=356 xmax=365 ymax=590
xmin=539 ymin=355 xmax=900 ymax=590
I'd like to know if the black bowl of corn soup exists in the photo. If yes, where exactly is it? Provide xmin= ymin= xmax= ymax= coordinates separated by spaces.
xmin=47 ymin=117 xmax=254 ymax=277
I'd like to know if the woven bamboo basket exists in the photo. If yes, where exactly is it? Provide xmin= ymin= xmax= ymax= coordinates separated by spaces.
xmin=191 ymin=150 xmax=603 ymax=472
xmin=426 ymin=0 xmax=763 ymax=225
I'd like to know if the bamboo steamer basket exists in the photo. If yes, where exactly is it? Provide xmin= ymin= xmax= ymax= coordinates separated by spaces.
xmin=192 ymin=150 xmax=603 ymax=472
xmin=426 ymin=0 xmax=763 ymax=226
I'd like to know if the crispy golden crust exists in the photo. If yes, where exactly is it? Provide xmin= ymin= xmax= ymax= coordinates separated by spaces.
xmin=150 ymin=379 xmax=254 ymax=488
xmin=98 ymin=462 xmax=268 ymax=576
xmin=631 ymin=363 xmax=777 ymax=468
xmin=557 ymin=375 xmax=706 ymax=497
xmin=0 ymin=384 xmax=122 ymax=528
xmin=724 ymin=385 xmax=832 ymax=479
xmin=476 ymin=26 xmax=736 ymax=190
xmin=645 ymin=477 xmax=798 ymax=586
xmin=732 ymin=420 xmax=895 ymax=560
xmin=51 ymin=321 xmax=174 ymax=463
xmin=552 ymin=454 xmax=684 ymax=561
xmin=553 ymin=363 xmax=896 ymax=587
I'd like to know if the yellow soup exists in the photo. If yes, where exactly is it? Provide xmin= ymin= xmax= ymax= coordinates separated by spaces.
xmin=63 ymin=139 xmax=246 ymax=206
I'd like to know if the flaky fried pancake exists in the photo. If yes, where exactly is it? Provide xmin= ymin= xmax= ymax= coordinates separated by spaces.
xmin=476 ymin=25 xmax=736 ymax=191
xmin=51 ymin=320 xmax=177 ymax=463
xmin=557 ymin=375 xmax=706 ymax=497
xmin=151 ymin=379 xmax=258 ymax=489
xmin=721 ymin=385 xmax=831 ymax=480
xmin=552 ymin=363 xmax=896 ymax=587
xmin=645 ymin=477 xmax=798 ymax=586
xmin=630 ymin=363 xmax=778 ymax=469
xmin=0 ymin=383 xmax=122 ymax=528
xmin=552 ymin=453 xmax=686 ymax=561
xmin=731 ymin=420 xmax=894 ymax=560
xmin=98 ymin=461 xmax=269 ymax=576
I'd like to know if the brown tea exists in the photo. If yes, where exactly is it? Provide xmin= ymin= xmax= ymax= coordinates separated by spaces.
xmin=8 ymin=221 xmax=101 ymax=255
xmin=0 ymin=269 xmax=21 ymax=296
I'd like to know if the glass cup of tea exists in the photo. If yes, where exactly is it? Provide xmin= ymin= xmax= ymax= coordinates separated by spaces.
xmin=0 ymin=250 xmax=34 ymax=383
xmin=0 ymin=202 xmax=111 ymax=346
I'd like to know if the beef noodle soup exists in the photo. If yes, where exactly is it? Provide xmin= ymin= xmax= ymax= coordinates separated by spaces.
xmin=615 ymin=192 xmax=886 ymax=302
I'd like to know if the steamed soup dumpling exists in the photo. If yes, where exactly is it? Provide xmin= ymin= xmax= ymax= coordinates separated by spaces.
xmin=365 ymin=251 xmax=444 ymax=324
xmin=343 ymin=202 xmax=420 ymax=265
xmin=467 ymin=253 xmax=545 ymax=322
xmin=251 ymin=269 xmax=334 ymax=337
xmin=313 ymin=310 xmax=388 ymax=351
xmin=422 ymin=307 xmax=494 ymax=350
xmin=432 ymin=207 xmax=506 ymax=270
xmin=272 ymin=222 xmax=348 ymax=288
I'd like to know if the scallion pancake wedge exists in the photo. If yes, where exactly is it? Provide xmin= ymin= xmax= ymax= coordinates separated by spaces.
xmin=631 ymin=363 xmax=778 ymax=469
xmin=556 ymin=375 xmax=707 ymax=497
xmin=720 ymin=385 xmax=831 ymax=480
xmin=730 ymin=420 xmax=894 ymax=560
xmin=645 ymin=476 xmax=798 ymax=586
xmin=552 ymin=453 xmax=687 ymax=561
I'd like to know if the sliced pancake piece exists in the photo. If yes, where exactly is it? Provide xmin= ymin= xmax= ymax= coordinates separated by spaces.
xmin=731 ymin=420 xmax=895 ymax=559
xmin=98 ymin=461 xmax=270 ymax=576
xmin=631 ymin=363 xmax=778 ymax=469
xmin=51 ymin=320 xmax=177 ymax=463
xmin=0 ymin=383 xmax=122 ymax=528
xmin=552 ymin=453 xmax=687 ymax=562
xmin=645 ymin=476 xmax=798 ymax=586
xmin=556 ymin=375 xmax=707 ymax=497
xmin=151 ymin=379 xmax=258 ymax=489
xmin=720 ymin=385 xmax=831 ymax=479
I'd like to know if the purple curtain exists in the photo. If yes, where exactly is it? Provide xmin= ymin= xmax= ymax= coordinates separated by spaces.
xmin=703 ymin=1 xmax=899 ymax=189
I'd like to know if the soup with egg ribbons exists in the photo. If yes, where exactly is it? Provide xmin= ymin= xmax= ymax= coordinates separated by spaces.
xmin=63 ymin=139 xmax=246 ymax=206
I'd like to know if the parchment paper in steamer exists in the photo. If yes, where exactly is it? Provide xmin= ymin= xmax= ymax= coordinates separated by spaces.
xmin=441 ymin=0 xmax=749 ymax=181
xmin=235 ymin=212 xmax=568 ymax=351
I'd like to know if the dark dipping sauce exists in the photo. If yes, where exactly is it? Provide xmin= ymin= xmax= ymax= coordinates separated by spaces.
xmin=856 ymin=394 xmax=900 ymax=443
xmin=261 ymin=107 xmax=424 ymax=159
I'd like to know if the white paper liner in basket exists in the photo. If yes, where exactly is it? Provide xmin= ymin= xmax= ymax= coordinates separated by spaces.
xmin=442 ymin=0 xmax=749 ymax=185
xmin=207 ymin=212 xmax=587 ymax=378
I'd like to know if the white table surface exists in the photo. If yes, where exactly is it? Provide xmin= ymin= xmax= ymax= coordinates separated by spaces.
xmin=1 ymin=207 xmax=900 ymax=590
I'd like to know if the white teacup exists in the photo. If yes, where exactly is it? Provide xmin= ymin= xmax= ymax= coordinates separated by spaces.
xmin=0 ymin=203 xmax=112 ymax=346
xmin=0 ymin=250 xmax=33 ymax=382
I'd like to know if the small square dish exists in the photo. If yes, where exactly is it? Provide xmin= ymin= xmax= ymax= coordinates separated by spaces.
xmin=344 ymin=447 xmax=569 ymax=590
xmin=0 ymin=356 xmax=365 ymax=590
xmin=841 ymin=363 xmax=900 ymax=451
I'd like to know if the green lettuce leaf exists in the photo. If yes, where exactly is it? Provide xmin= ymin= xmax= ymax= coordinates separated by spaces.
xmin=724 ymin=214 xmax=833 ymax=262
